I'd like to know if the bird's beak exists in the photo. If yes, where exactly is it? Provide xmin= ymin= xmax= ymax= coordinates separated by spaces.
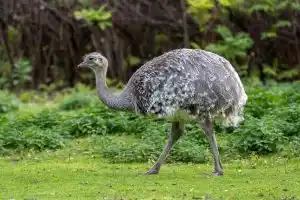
xmin=77 ymin=62 xmax=85 ymax=68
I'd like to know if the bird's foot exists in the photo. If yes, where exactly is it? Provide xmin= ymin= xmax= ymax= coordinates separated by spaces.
xmin=144 ymin=170 xmax=159 ymax=175
xmin=212 ymin=171 xmax=223 ymax=176
xmin=139 ymin=164 xmax=161 ymax=176
xmin=141 ymin=168 xmax=159 ymax=175
xmin=136 ymin=169 xmax=159 ymax=176
xmin=200 ymin=171 xmax=223 ymax=177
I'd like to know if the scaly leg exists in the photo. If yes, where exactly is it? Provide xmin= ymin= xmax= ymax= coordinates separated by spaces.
xmin=199 ymin=116 xmax=223 ymax=176
xmin=144 ymin=120 xmax=184 ymax=175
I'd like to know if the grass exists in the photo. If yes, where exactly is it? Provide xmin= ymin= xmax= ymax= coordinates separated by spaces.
xmin=1 ymin=138 xmax=300 ymax=200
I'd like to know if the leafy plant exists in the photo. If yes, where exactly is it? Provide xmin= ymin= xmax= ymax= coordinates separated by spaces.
xmin=8 ymin=111 xmax=61 ymax=130
xmin=244 ymin=87 xmax=283 ymax=118
xmin=13 ymin=59 xmax=32 ymax=88
xmin=0 ymin=58 xmax=32 ymax=90
xmin=101 ymin=138 xmax=161 ymax=163
xmin=0 ymin=127 xmax=65 ymax=154
xmin=62 ymin=113 xmax=108 ymax=137
xmin=1 ymin=82 xmax=300 ymax=162
xmin=261 ymin=20 xmax=292 ymax=40
xmin=74 ymin=5 xmax=112 ymax=30
xmin=275 ymin=105 xmax=300 ymax=137
xmin=230 ymin=116 xmax=285 ymax=155
xmin=59 ymin=93 xmax=91 ymax=111
xmin=187 ymin=0 xmax=242 ymax=30
xmin=0 ymin=90 xmax=20 ymax=113
xmin=170 ymin=138 xmax=209 ymax=163
xmin=204 ymin=25 xmax=253 ymax=66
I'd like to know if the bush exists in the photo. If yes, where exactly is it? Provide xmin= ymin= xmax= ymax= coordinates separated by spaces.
xmin=0 ymin=126 xmax=66 ymax=154
xmin=81 ymin=102 xmax=167 ymax=137
xmin=100 ymin=136 xmax=209 ymax=164
xmin=0 ymin=116 xmax=8 ymax=125
xmin=230 ymin=116 xmax=286 ymax=155
xmin=244 ymin=87 xmax=283 ymax=118
xmin=61 ymin=113 xmax=108 ymax=137
xmin=6 ymin=110 xmax=61 ymax=130
xmin=275 ymin=105 xmax=300 ymax=137
xmin=59 ymin=93 xmax=91 ymax=111
xmin=170 ymin=138 xmax=209 ymax=163
xmin=0 ymin=90 xmax=20 ymax=113
xmin=100 ymin=123 xmax=208 ymax=164
xmin=101 ymin=140 xmax=161 ymax=163
xmin=1 ymin=82 xmax=300 ymax=163
xmin=0 ymin=110 xmax=66 ymax=154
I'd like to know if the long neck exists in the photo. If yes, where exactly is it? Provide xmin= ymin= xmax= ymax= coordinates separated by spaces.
xmin=94 ymin=69 xmax=133 ymax=110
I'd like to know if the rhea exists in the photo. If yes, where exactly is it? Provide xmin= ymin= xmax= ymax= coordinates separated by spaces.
xmin=77 ymin=48 xmax=247 ymax=176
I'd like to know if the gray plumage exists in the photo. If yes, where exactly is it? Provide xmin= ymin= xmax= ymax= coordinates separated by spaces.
xmin=78 ymin=48 xmax=247 ymax=176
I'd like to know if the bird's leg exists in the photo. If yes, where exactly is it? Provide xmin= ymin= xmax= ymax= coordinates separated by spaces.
xmin=144 ymin=120 xmax=184 ymax=175
xmin=199 ymin=116 xmax=223 ymax=176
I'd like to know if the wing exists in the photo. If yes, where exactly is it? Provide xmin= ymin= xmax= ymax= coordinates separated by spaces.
xmin=128 ymin=62 xmax=194 ymax=115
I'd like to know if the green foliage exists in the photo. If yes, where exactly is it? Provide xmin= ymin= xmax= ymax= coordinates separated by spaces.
xmin=125 ymin=55 xmax=141 ymax=68
xmin=0 ymin=115 xmax=8 ymax=124
xmin=292 ymin=2 xmax=300 ymax=11
xmin=100 ymin=129 xmax=209 ymax=164
xmin=187 ymin=0 xmax=300 ymax=82
xmin=0 ymin=108 xmax=65 ymax=153
xmin=0 ymin=90 xmax=20 ymax=113
xmin=233 ymin=0 xmax=296 ymax=42
xmin=228 ymin=83 xmax=300 ymax=155
xmin=244 ymin=87 xmax=282 ymax=118
xmin=59 ymin=93 xmax=91 ymax=111
xmin=9 ymin=111 xmax=61 ymax=130
xmin=187 ymin=0 xmax=215 ymax=28
xmin=187 ymin=0 xmax=242 ymax=29
xmin=0 ymin=127 xmax=65 ymax=154
xmin=170 ymin=137 xmax=209 ymax=163
xmin=62 ymin=113 xmax=108 ymax=137
xmin=275 ymin=105 xmax=300 ymax=137
xmin=101 ymin=137 xmax=162 ymax=163
xmin=204 ymin=25 xmax=253 ymax=65
xmin=1 ymin=83 xmax=300 ymax=162
xmin=74 ymin=5 xmax=112 ymax=30
xmin=243 ymin=0 xmax=290 ymax=15
xmin=261 ymin=20 xmax=292 ymax=40
xmin=12 ymin=59 xmax=32 ymax=88
xmin=230 ymin=116 xmax=285 ymax=155
xmin=0 ymin=59 xmax=32 ymax=90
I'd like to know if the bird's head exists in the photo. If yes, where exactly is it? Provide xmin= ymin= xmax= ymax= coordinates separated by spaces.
xmin=77 ymin=52 xmax=108 ymax=72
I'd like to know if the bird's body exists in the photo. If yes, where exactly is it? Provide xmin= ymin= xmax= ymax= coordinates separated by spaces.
xmin=78 ymin=48 xmax=247 ymax=176
xmin=124 ymin=48 xmax=247 ymax=126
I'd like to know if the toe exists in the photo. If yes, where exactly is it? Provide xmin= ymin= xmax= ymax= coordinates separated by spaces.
xmin=143 ymin=170 xmax=159 ymax=175
xmin=212 ymin=171 xmax=223 ymax=176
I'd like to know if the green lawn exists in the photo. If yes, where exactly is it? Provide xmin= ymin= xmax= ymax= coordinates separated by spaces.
xmin=1 ymin=139 xmax=300 ymax=200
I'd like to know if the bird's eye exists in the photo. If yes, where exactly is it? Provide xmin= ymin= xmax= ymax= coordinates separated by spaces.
xmin=88 ymin=57 xmax=93 ymax=61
